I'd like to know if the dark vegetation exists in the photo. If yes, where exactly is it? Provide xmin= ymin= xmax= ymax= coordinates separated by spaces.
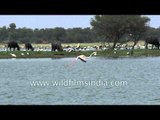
xmin=1 ymin=15 xmax=160 ymax=51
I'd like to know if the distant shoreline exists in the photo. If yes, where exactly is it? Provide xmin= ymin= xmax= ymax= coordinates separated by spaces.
xmin=0 ymin=49 xmax=160 ymax=59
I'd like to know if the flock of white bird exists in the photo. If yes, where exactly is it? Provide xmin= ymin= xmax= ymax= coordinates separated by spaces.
xmin=10 ymin=52 xmax=30 ymax=58
xmin=6 ymin=43 xmax=138 ymax=59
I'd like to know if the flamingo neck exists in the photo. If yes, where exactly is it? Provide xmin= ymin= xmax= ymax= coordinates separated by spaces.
xmin=89 ymin=52 xmax=95 ymax=57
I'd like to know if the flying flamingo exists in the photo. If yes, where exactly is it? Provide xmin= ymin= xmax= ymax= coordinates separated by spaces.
xmin=76 ymin=52 xmax=97 ymax=62
xmin=76 ymin=55 xmax=87 ymax=62
xmin=65 ymin=52 xmax=97 ymax=68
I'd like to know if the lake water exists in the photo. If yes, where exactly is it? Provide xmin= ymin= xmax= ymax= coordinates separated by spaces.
xmin=0 ymin=57 xmax=160 ymax=105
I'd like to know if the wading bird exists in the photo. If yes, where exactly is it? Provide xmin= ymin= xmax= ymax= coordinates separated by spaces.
xmin=27 ymin=52 xmax=30 ymax=55
xmin=10 ymin=53 xmax=16 ymax=57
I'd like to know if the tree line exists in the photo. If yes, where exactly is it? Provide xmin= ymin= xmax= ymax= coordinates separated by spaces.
xmin=0 ymin=15 xmax=160 ymax=49
xmin=0 ymin=23 xmax=100 ymax=44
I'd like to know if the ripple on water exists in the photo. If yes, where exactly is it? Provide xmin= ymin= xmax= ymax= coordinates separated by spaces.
xmin=0 ymin=57 xmax=160 ymax=104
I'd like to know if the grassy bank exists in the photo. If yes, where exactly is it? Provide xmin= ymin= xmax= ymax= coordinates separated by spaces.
xmin=0 ymin=49 xmax=160 ymax=59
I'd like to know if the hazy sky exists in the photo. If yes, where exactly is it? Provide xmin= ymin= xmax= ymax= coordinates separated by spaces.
xmin=0 ymin=15 xmax=159 ymax=29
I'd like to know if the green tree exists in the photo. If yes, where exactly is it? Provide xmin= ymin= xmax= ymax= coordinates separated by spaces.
xmin=144 ymin=26 xmax=160 ymax=38
xmin=9 ymin=23 xmax=16 ymax=30
xmin=16 ymin=27 xmax=34 ymax=43
xmin=0 ymin=26 xmax=8 ymax=42
xmin=66 ymin=27 xmax=94 ymax=43
xmin=91 ymin=15 xmax=129 ymax=49
xmin=90 ymin=15 xmax=150 ymax=49
xmin=8 ymin=23 xmax=17 ymax=41
xmin=127 ymin=16 xmax=150 ymax=49
xmin=52 ymin=27 xmax=66 ymax=42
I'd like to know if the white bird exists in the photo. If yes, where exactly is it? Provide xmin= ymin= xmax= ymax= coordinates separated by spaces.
xmin=21 ymin=53 xmax=24 ymax=56
xmin=76 ymin=55 xmax=87 ymax=62
xmin=76 ymin=43 xmax=80 ymax=48
xmin=65 ymin=52 xmax=97 ymax=68
xmin=10 ymin=53 xmax=16 ymax=57
xmin=68 ymin=48 xmax=74 ymax=52
xmin=76 ymin=52 xmax=97 ymax=63
xmin=27 ymin=52 xmax=29 ymax=55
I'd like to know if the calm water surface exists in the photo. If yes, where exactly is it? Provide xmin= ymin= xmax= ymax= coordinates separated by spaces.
xmin=0 ymin=57 xmax=160 ymax=105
